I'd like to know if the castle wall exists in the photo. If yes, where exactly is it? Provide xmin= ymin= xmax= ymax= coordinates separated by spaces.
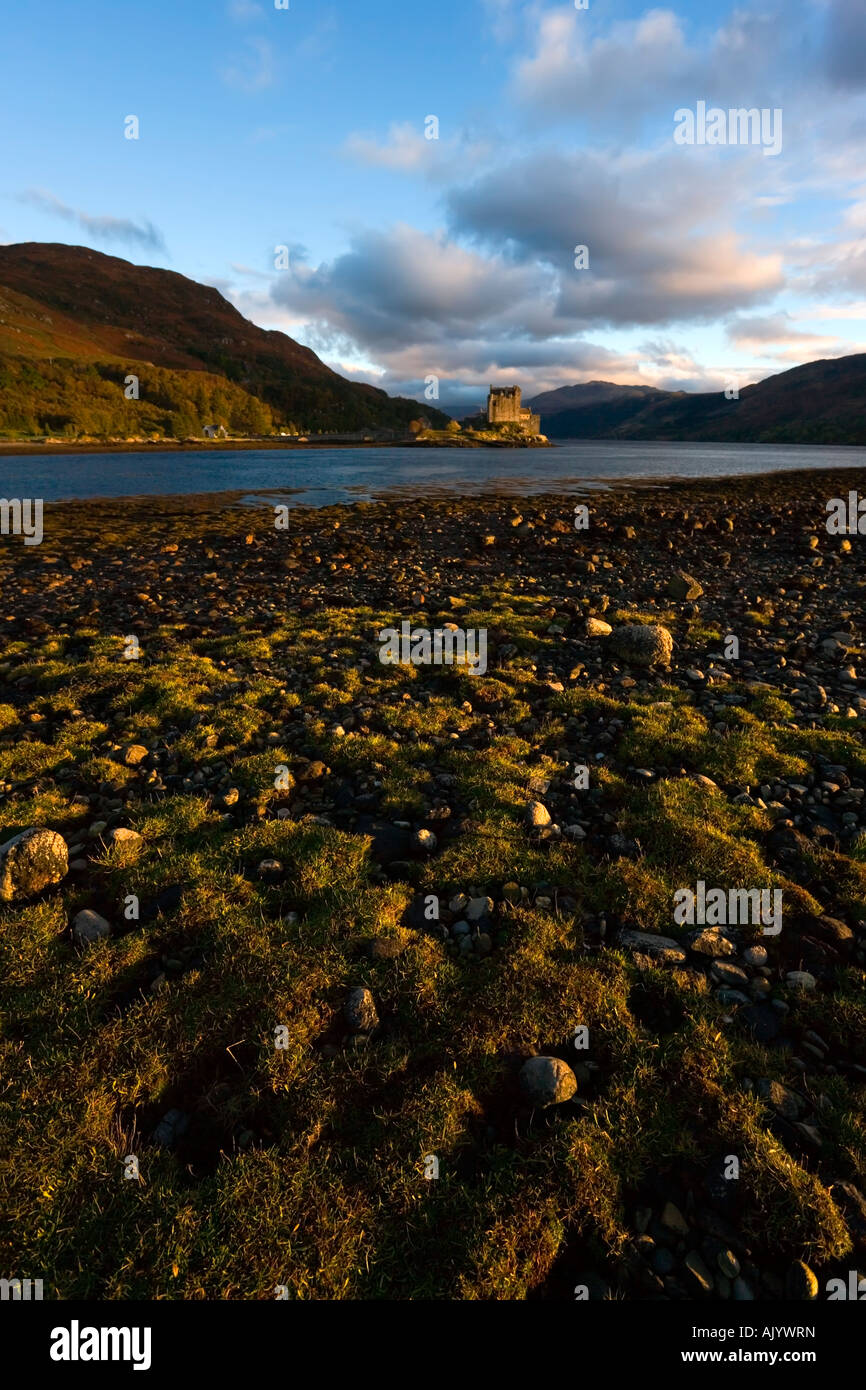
xmin=487 ymin=386 xmax=522 ymax=424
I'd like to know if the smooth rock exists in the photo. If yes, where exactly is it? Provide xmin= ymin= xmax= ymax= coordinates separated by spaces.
xmin=618 ymin=928 xmax=686 ymax=964
xmin=668 ymin=572 xmax=704 ymax=601
xmin=0 ymin=828 xmax=68 ymax=902
xmin=466 ymin=896 xmax=493 ymax=921
xmin=786 ymin=970 xmax=817 ymax=992
xmin=690 ymin=928 xmax=735 ymax=958
xmin=757 ymin=1078 xmax=806 ymax=1121
xmin=72 ymin=909 xmax=111 ymax=946
xmin=120 ymin=744 xmax=149 ymax=767
xmin=108 ymin=827 xmax=143 ymax=851
xmin=608 ymin=624 xmax=674 ymax=668
xmin=660 ymin=1201 xmax=690 ymax=1235
xmin=519 ymin=1055 xmax=577 ymax=1107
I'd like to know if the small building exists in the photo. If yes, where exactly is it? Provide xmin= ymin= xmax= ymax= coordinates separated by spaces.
xmin=203 ymin=423 xmax=227 ymax=439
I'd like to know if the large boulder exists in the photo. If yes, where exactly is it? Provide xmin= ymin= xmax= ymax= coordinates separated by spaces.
xmin=0 ymin=828 xmax=68 ymax=902
xmin=609 ymin=624 xmax=674 ymax=668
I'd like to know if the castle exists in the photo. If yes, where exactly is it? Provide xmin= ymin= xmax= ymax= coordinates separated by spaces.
xmin=486 ymin=385 xmax=540 ymax=435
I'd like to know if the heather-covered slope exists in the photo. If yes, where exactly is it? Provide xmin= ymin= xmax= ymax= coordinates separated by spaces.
xmin=0 ymin=243 xmax=446 ymax=436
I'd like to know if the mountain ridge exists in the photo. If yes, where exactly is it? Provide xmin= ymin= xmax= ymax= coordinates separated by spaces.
xmin=528 ymin=356 xmax=866 ymax=444
xmin=0 ymin=242 xmax=447 ymax=436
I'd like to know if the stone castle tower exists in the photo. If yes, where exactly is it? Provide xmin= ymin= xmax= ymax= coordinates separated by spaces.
xmin=487 ymin=385 xmax=540 ymax=434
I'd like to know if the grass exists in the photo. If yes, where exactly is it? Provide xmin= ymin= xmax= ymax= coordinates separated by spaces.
xmin=0 ymin=492 xmax=864 ymax=1300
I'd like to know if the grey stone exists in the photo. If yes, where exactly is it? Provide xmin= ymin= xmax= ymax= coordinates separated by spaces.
xmin=608 ymin=623 xmax=674 ymax=668
xmin=466 ymin=896 xmax=493 ymax=921
xmin=786 ymin=970 xmax=817 ymax=992
xmin=710 ymin=960 xmax=750 ymax=988
xmin=108 ymin=827 xmax=143 ymax=851
xmin=689 ymin=928 xmax=735 ymax=958
xmin=72 ymin=909 xmax=111 ymax=946
xmin=0 ymin=827 xmax=68 ymax=902
xmin=618 ymin=929 xmax=686 ymax=964
xmin=757 ymin=1078 xmax=806 ymax=1121
xmin=742 ymin=945 xmax=767 ymax=967
xmin=120 ymin=744 xmax=149 ymax=767
xmin=668 ymin=572 xmax=704 ymax=601
xmin=519 ymin=1055 xmax=577 ymax=1107
xmin=661 ymin=1201 xmax=690 ymax=1235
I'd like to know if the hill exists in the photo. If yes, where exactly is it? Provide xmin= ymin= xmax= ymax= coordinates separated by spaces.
xmin=0 ymin=243 xmax=447 ymax=438
xmin=528 ymin=380 xmax=670 ymax=416
xmin=529 ymin=356 xmax=866 ymax=444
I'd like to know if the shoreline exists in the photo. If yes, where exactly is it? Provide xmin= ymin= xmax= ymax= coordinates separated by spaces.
xmin=4 ymin=434 xmax=866 ymax=459
xmin=3 ymin=462 xmax=865 ymax=512
xmin=0 ymin=434 xmax=553 ymax=457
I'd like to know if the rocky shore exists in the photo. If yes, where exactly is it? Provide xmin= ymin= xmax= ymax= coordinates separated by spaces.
xmin=1 ymin=467 xmax=864 ymax=1300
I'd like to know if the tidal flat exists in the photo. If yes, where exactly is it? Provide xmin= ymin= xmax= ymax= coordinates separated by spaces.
xmin=1 ymin=468 xmax=865 ymax=1300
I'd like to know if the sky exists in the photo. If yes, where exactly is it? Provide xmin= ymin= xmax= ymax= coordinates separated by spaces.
xmin=2 ymin=0 xmax=866 ymax=413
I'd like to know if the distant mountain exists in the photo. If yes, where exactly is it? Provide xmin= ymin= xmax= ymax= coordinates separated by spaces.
xmin=529 ymin=357 xmax=866 ymax=444
xmin=528 ymin=381 xmax=670 ymax=415
xmin=0 ymin=243 xmax=447 ymax=438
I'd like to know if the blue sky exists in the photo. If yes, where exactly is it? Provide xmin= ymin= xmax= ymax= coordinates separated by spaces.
xmin=2 ymin=0 xmax=866 ymax=410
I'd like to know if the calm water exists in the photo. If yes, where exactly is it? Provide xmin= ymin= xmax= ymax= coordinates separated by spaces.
xmin=2 ymin=439 xmax=866 ymax=508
